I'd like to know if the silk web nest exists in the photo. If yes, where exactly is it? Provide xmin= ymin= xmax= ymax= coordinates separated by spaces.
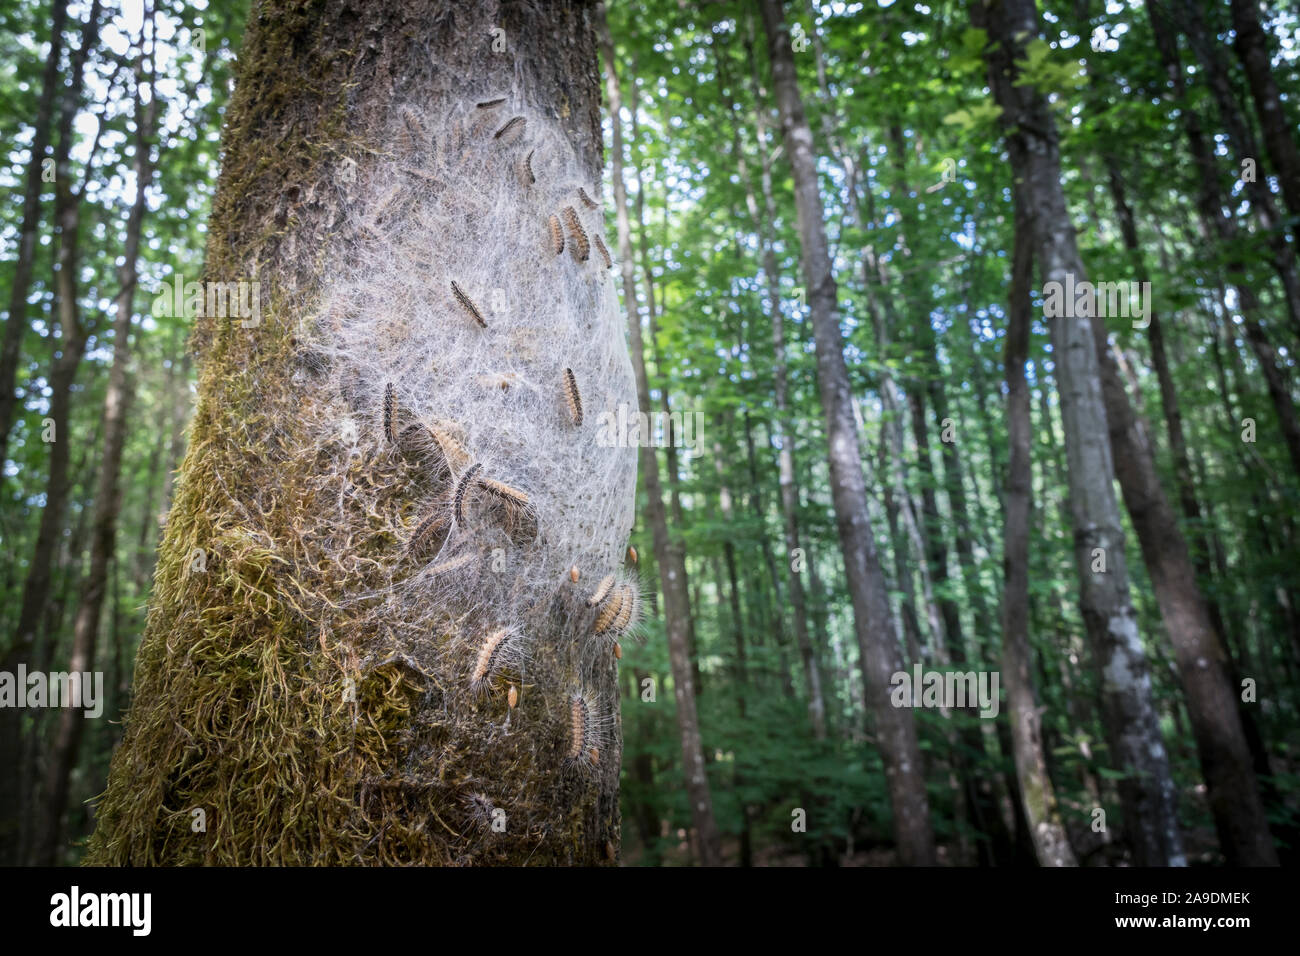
xmin=287 ymin=96 xmax=642 ymax=732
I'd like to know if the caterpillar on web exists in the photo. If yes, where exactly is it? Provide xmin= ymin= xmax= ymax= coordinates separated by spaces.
xmin=593 ymin=234 xmax=612 ymax=269
xmin=587 ymin=574 xmax=614 ymax=608
xmin=593 ymin=585 xmax=626 ymax=634
xmin=383 ymin=382 xmax=397 ymax=443
xmin=577 ymin=187 xmax=599 ymax=210
xmin=519 ymin=149 xmax=535 ymax=187
xmin=476 ymin=97 xmax=506 ymax=109
xmin=454 ymin=462 xmax=483 ymax=524
xmin=407 ymin=511 xmax=449 ymax=558
xmin=562 ymin=368 xmax=583 ymax=426
xmin=494 ymin=116 xmax=526 ymax=141
xmin=547 ymin=214 xmax=564 ymax=256
xmin=567 ymin=691 xmax=605 ymax=767
xmin=478 ymin=476 xmax=529 ymax=507
xmin=451 ymin=281 xmax=487 ymax=328
xmin=470 ymin=627 xmax=519 ymax=696
xmin=562 ymin=206 xmax=589 ymax=262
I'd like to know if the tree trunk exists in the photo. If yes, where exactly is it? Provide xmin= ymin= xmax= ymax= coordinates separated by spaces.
xmin=90 ymin=0 xmax=634 ymax=866
xmin=974 ymin=0 xmax=1185 ymax=866
xmin=1003 ymin=191 xmax=1076 ymax=867
xmin=597 ymin=0 xmax=722 ymax=867
xmin=760 ymin=0 xmax=935 ymax=866
xmin=0 ymin=0 xmax=69 ymax=464
xmin=1228 ymin=0 xmax=1300 ymax=249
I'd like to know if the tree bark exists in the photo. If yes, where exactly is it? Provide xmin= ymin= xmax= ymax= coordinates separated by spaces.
xmin=1003 ymin=191 xmax=1076 ymax=867
xmin=598 ymin=0 xmax=723 ymax=867
xmin=760 ymin=0 xmax=935 ymax=866
xmin=90 ymin=0 xmax=632 ymax=866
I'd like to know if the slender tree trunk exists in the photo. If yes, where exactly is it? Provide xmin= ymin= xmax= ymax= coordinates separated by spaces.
xmin=0 ymin=0 xmax=69 ymax=463
xmin=31 ymin=37 xmax=155 ymax=865
xmin=1003 ymin=192 xmax=1076 ymax=867
xmin=1228 ymin=0 xmax=1300 ymax=248
xmin=598 ymin=1 xmax=722 ymax=866
xmin=760 ymin=0 xmax=935 ymax=866
xmin=975 ymin=0 xmax=1185 ymax=866
xmin=90 ymin=0 xmax=633 ymax=865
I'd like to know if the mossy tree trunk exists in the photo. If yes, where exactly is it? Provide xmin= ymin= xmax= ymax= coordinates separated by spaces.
xmin=89 ymin=0 xmax=633 ymax=866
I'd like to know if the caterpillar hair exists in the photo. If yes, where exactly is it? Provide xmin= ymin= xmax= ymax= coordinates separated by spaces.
xmin=494 ymin=116 xmax=526 ymax=141
xmin=578 ymin=186 xmax=599 ymax=210
xmin=593 ymin=585 xmax=626 ymax=634
xmin=587 ymin=574 xmax=614 ymax=607
xmin=478 ymin=476 xmax=529 ymax=507
xmin=567 ymin=694 xmax=588 ymax=760
xmin=562 ymin=367 xmax=583 ymax=426
xmin=561 ymin=206 xmax=589 ymax=262
xmin=383 ymin=382 xmax=397 ymax=443
xmin=612 ymin=584 xmax=635 ymax=632
xmin=566 ymin=690 xmax=607 ymax=768
xmin=451 ymin=281 xmax=488 ymax=328
xmin=520 ymin=149 xmax=535 ymax=187
xmin=593 ymin=234 xmax=612 ymax=269
xmin=476 ymin=97 xmax=506 ymax=109
xmin=428 ymin=422 xmax=470 ymax=470
xmin=454 ymin=462 xmax=484 ymax=524
xmin=547 ymin=213 xmax=564 ymax=256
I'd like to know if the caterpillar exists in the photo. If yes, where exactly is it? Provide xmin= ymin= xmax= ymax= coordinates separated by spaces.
xmin=612 ymin=585 xmax=635 ymax=632
xmin=593 ymin=585 xmax=626 ymax=633
xmin=578 ymin=186 xmax=599 ymax=210
xmin=587 ymin=574 xmax=614 ymax=607
xmin=478 ymin=476 xmax=529 ymax=507
xmin=476 ymin=97 xmax=506 ymax=109
xmin=451 ymin=281 xmax=488 ymax=328
xmin=494 ymin=116 xmax=525 ymax=141
xmin=454 ymin=463 xmax=483 ymax=523
xmin=429 ymin=552 xmax=474 ymax=577
xmin=401 ymin=107 xmax=425 ymax=149
xmin=470 ymin=627 xmax=512 ymax=695
xmin=562 ymin=206 xmax=589 ymax=262
xmin=519 ymin=149 xmax=535 ymax=187
xmin=428 ymin=423 xmax=470 ymax=470
xmin=567 ymin=692 xmax=604 ymax=764
xmin=593 ymin=234 xmax=612 ymax=269
xmin=562 ymin=367 xmax=583 ymax=426
xmin=547 ymin=214 xmax=564 ymax=256
xmin=407 ymin=511 xmax=448 ymax=557
xmin=383 ymin=382 xmax=397 ymax=443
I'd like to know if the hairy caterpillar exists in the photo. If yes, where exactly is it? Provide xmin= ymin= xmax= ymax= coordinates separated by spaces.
xmin=593 ymin=585 xmax=626 ymax=634
xmin=593 ymin=234 xmax=612 ymax=269
xmin=588 ymin=574 xmax=614 ymax=608
xmin=562 ymin=367 xmax=583 ymax=426
xmin=567 ymin=691 xmax=604 ymax=766
xmin=383 ymin=382 xmax=397 ymax=443
xmin=519 ymin=149 xmax=535 ymax=187
xmin=562 ymin=206 xmax=589 ymax=262
xmin=494 ymin=116 xmax=526 ymax=141
xmin=478 ymin=476 xmax=529 ymax=506
xmin=451 ymin=281 xmax=488 ymax=328
xmin=547 ymin=214 xmax=564 ymax=256
xmin=578 ymin=186 xmax=599 ymax=210
xmin=454 ymin=462 xmax=483 ymax=523
xmin=612 ymin=585 xmax=635 ymax=632
xmin=470 ymin=627 xmax=514 ymax=695
xmin=407 ymin=511 xmax=449 ymax=557
xmin=476 ymin=97 xmax=506 ymax=109
xmin=428 ymin=422 xmax=470 ymax=470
